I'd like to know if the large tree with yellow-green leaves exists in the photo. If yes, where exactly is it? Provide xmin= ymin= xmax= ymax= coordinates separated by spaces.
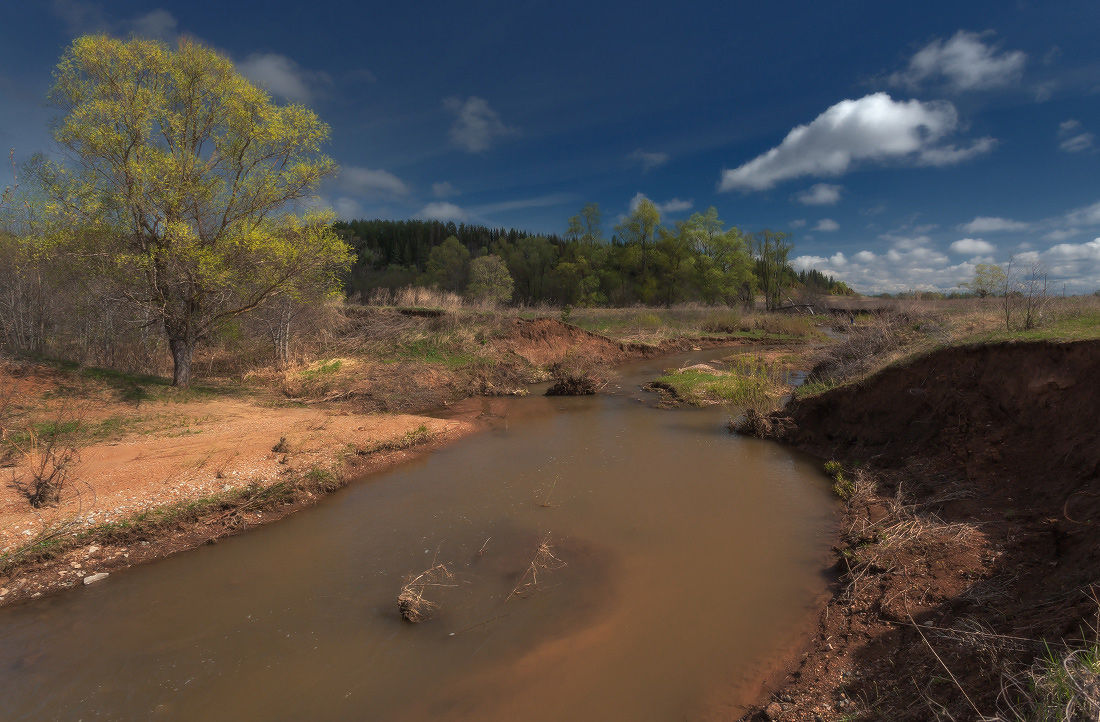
xmin=40 ymin=35 xmax=351 ymax=387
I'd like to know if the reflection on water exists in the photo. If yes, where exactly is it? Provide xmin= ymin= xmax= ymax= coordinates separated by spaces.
xmin=0 ymin=349 xmax=835 ymax=721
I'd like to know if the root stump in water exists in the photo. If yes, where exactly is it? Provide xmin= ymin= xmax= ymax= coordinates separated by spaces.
xmin=397 ymin=562 xmax=455 ymax=623
xmin=545 ymin=374 xmax=599 ymax=396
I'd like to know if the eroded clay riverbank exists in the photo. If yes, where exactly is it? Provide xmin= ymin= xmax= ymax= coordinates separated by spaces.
xmin=739 ymin=340 xmax=1100 ymax=722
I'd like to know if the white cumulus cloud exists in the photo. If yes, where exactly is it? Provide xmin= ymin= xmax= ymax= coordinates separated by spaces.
xmin=237 ymin=53 xmax=331 ymax=103
xmin=890 ymin=30 xmax=1026 ymax=92
xmin=796 ymin=183 xmax=843 ymax=206
xmin=959 ymin=216 xmax=1030 ymax=234
xmin=415 ymin=202 xmax=467 ymax=222
xmin=814 ymin=219 xmax=840 ymax=232
xmin=718 ymin=93 xmax=989 ymax=191
xmin=1043 ymin=238 xmax=1100 ymax=261
xmin=949 ymin=238 xmax=996 ymax=255
xmin=792 ymin=246 xmax=969 ymax=295
xmin=1037 ymin=238 xmax=1100 ymax=291
xmin=336 ymin=166 xmax=409 ymax=196
xmin=444 ymin=96 xmax=518 ymax=153
xmin=790 ymin=219 xmax=807 ymax=228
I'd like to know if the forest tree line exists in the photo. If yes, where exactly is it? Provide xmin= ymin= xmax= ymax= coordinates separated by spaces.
xmin=336 ymin=200 xmax=854 ymax=308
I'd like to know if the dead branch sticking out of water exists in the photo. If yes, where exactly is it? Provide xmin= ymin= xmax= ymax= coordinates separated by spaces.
xmin=507 ymin=534 xmax=566 ymax=601
xmin=397 ymin=562 xmax=456 ymax=623
xmin=537 ymin=479 xmax=557 ymax=508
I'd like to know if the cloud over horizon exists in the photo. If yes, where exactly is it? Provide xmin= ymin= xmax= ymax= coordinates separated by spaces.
xmin=336 ymin=166 xmax=410 ymax=197
xmin=718 ymin=93 xmax=993 ymax=191
xmin=415 ymin=201 xmax=467 ymax=222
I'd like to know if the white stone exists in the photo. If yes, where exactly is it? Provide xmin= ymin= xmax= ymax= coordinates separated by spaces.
xmin=83 ymin=573 xmax=109 ymax=585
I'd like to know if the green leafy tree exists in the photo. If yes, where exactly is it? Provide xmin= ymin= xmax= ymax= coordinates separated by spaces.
xmin=681 ymin=208 xmax=753 ymax=305
xmin=653 ymin=225 xmax=696 ymax=306
xmin=466 ymin=254 xmax=514 ymax=305
xmin=40 ymin=35 xmax=348 ymax=387
xmin=615 ymin=197 xmax=660 ymax=295
xmin=959 ymin=263 xmax=1006 ymax=299
xmin=566 ymin=202 xmax=603 ymax=245
xmin=425 ymin=236 xmax=470 ymax=291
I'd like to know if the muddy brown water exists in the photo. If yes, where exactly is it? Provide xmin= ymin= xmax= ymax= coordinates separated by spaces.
xmin=0 ymin=349 xmax=835 ymax=721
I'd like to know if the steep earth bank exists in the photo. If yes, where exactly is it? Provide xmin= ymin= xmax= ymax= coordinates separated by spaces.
xmin=741 ymin=340 xmax=1100 ymax=721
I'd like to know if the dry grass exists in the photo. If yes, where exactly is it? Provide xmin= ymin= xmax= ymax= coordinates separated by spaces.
xmin=835 ymin=470 xmax=980 ymax=603
xmin=507 ymin=534 xmax=567 ymax=601
xmin=367 ymin=285 xmax=469 ymax=311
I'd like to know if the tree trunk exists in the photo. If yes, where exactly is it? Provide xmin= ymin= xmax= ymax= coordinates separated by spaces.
xmin=170 ymin=337 xmax=195 ymax=388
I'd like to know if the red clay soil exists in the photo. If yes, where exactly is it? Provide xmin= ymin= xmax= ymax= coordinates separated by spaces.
xmin=739 ymin=340 xmax=1100 ymax=721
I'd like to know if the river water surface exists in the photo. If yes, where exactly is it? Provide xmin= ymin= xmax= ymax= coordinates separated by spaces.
xmin=0 ymin=349 xmax=835 ymax=721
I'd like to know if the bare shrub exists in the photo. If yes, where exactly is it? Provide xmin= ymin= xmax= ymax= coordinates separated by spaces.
xmin=730 ymin=408 xmax=792 ymax=438
xmin=10 ymin=405 xmax=85 ymax=508
xmin=808 ymin=314 xmax=908 ymax=385
xmin=545 ymin=354 xmax=614 ymax=396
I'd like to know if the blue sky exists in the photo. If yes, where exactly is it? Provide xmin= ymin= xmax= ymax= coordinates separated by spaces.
xmin=2 ymin=1 xmax=1099 ymax=293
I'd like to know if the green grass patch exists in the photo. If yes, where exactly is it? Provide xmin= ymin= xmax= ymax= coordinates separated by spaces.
xmin=961 ymin=308 xmax=1100 ymax=344
xmin=391 ymin=338 xmax=477 ymax=368
xmin=299 ymin=359 xmax=343 ymax=380
xmin=656 ymin=359 xmax=785 ymax=407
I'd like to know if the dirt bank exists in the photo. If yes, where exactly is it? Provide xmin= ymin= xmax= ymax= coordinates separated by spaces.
xmin=740 ymin=340 xmax=1100 ymax=721
xmin=0 ymin=358 xmax=480 ymax=607
xmin=497 ymin=317 xmax=756 ymax=367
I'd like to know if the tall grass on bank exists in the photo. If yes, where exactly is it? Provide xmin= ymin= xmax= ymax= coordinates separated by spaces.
xmin=997 ymin=635 xmax=1100 ymax=721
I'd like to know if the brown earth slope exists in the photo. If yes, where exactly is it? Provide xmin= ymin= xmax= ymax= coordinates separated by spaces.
xmin=744 ymin=340 xmax=1100 ymax=721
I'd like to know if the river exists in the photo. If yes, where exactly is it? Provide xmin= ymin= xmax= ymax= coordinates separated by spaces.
xmin=0 ymin=348 xmax=835 ymax=721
